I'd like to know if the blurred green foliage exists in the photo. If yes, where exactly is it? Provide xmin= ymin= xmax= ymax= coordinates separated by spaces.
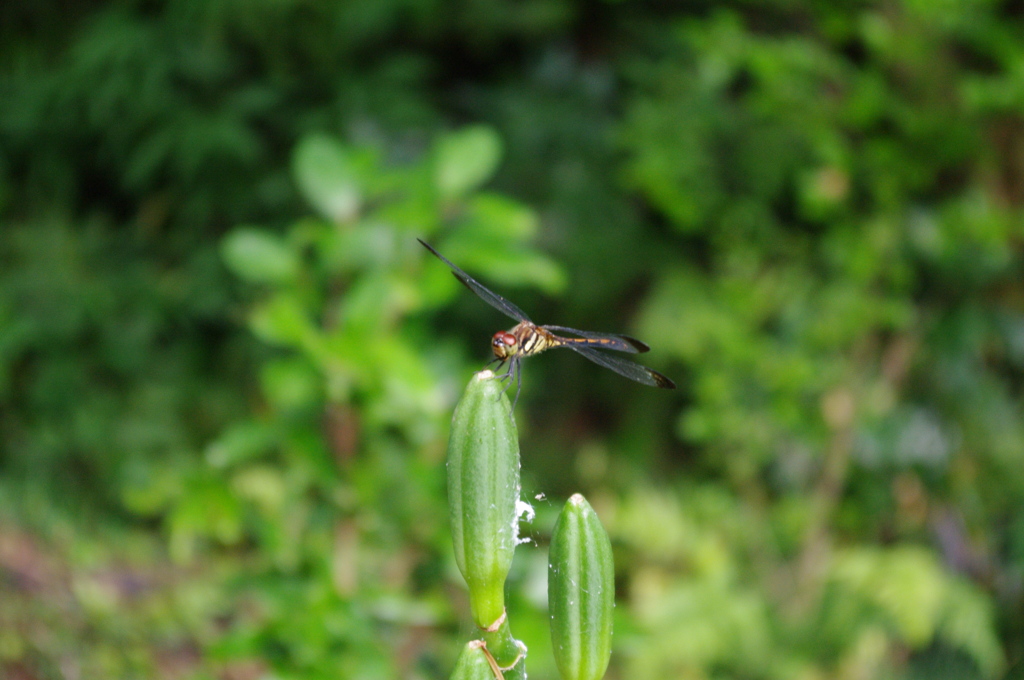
xmin=1 ymin=1 xmax=1024 ymax=679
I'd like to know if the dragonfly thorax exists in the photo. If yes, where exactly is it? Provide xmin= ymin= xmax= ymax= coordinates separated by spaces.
xmin=492 ymin=321 xmax=558 ymax=361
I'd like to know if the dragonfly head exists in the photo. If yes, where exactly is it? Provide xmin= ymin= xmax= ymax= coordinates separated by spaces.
xmin=492 ymin=331 xmax=518 ymax=359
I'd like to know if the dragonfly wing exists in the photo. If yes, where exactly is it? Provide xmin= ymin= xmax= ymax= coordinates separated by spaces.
xmin=562 ymin=343 xmax=676 ymax=389
xmin=542 ymin=325 xmax=649 ymax=353
xmin=419 ymin=239 xmax=532 ymax=323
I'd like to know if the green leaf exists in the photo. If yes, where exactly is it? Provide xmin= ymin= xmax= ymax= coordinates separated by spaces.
xmin=434 ymin=125 xmax=503 ymax=199
xmin=249 ymin=292 xmax=317 ymax=347
xmin=447 ymin=370 xmax=521 ymax=629
xmin=221 ymin=228 xmax=299 ymax=284
xmin=293 ymin=133 xmax=361 ymax=221
xmin=470 ymin=249 xmax=566 ymax=297
xmin=940 ymin=580 xmax=1005 ymax=678
xmin=168 ymin=478 xmax=243 ymax=563
xmin=831 ymin=547 xmax=944 ymax=646
xmin=465 ymin=193 xmax=539 ymax=240
xmin=260 ymin=357 xmax=321 ymax=412
xmin=549 ymin=494 xmax=615 ymax=680
xmin=438 ymin=235 xmax=568 ymax=296
xmin=205 ymin=421 xmax=275 ymax=468
xmin=339 ymin=270 xmax=393 ymax=332
xmin=231 ymin=465 xmax=287 ymax=514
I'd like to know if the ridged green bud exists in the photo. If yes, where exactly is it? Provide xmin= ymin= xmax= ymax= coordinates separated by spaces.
xmin=449 ymin=640 xmax=497 ymax=680
xmin=447 ymin=371 xmax=521 ymax=629
xmin=549 ymin=494 xmax=614 ymax=680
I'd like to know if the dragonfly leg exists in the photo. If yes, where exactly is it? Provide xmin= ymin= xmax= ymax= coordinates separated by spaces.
xmin=509 ymin=358 xmax=523 ymax=411
xmin=495 ymin=357 xmax=523 ymax=412
xmin=495 ymin=358 xmax=515 ymax=382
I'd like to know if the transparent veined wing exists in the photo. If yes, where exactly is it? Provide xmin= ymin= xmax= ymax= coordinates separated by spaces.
xmin=419 ymin=239 xmax=532 ymax=323
xmin=560 ymin=343 xmax=675 ymax=389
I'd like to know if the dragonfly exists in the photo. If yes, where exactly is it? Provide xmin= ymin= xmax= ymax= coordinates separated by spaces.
xmin=419 ymin=239 xmax=675 ymax=408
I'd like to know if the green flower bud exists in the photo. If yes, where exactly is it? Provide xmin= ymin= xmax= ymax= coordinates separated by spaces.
xmin=549 ymin=494 xmax=614 ymax=680
xmin=447 ymin=371 xmax=521 ymax=629
xmin=450 ymin=640 xmax=497 ymax=680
